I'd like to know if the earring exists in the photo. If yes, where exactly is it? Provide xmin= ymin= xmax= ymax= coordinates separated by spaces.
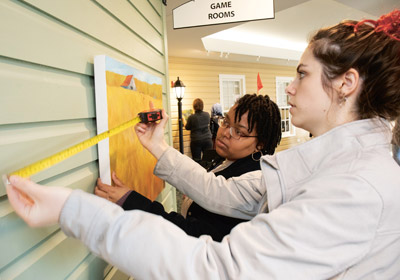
xmin=339 ymin=94 xmax=348 ymax=106
xmin=251 ymin=150 xmax=263 ymax=161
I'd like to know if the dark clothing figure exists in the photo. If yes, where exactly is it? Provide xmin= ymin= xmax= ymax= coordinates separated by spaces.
xmin=120 ymin=154 xmax=260 ymax=241
xmin=393 ymin=119 xmax=400 ymax=166
xmin=210 ymin=117 xmax=220 ymax=139
xmin=210 ymin=103 xmax=223 ymax=148
xmin=185 ymin=111 xmax=213 ymax=162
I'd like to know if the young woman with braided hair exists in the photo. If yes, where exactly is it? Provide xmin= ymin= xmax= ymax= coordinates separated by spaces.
xmin=6 ymin=10 xmax=400 ymax=279
xmin=94 ymin=93 xmax=281 ymax=241
xmin=233 ymin=93 xmax=282 ymax=156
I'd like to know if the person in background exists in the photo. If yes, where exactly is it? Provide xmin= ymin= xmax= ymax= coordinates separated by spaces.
xmin=209 ymin=103 xmax=223 ymax=148
xmin=94 ymin=94 xmax=282 ymax=241
xmin=6 ymin=10 xmax=400 ymax=279
xmin=184 ymin=98 xmax=213 ymax=162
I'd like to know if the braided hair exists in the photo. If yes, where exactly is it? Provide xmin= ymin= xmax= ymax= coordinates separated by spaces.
xmin=234 ymin=94 xmax=282 ymax=155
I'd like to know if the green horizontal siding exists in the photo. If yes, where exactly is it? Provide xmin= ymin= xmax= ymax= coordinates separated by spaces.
xmin=0 ymin=0 xmax=171 ymax=279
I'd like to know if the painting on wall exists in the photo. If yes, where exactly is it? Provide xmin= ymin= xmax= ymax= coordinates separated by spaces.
xmin=182 ymin=109 xmax=193 ymax=119
xmin=94 ymin=55 xmax=164 ymax=200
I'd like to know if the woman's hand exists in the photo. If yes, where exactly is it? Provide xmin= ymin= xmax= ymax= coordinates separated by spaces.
xmin=4 ymin=175 xmax=72 ymax=227
xmin=135 ymin=102 xmax=169 ymax=159
xmin=95 ymin=172 xmax=131 ymax=203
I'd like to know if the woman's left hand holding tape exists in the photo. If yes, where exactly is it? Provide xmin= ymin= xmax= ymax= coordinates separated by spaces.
xmin=3 ymin=174 xmax=72 ymax=227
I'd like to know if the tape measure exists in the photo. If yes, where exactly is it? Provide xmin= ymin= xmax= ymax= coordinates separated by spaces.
xmin=9 ymin=109 xmax=162 ymax=178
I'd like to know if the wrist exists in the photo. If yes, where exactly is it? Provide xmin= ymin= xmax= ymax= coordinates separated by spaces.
xmin=56 ymin=187 xmax=74 ymax=224
xmin=151 ymin=141 xmax=169 ymax=159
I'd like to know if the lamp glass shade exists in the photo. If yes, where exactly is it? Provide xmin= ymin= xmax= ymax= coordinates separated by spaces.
xmin=174 ymin=86 xmax=185 ymax=99
xmin=173 ymin=77 xmax=185 ymax=99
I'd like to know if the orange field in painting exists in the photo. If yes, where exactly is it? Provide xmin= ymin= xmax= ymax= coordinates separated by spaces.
xmin=106 ymin=71 xmax=164 ymax=200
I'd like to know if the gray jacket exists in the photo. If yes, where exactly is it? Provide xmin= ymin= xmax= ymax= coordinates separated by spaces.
xmin=60 ymin=118 xmax=400 ymax=279
xmin=185 ymin=111 xmax=212 ymax=141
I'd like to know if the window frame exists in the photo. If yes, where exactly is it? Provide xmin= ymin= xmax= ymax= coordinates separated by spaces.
xmin=276 ymin=76 xmax=296 ymax=137
xmin=219 ymin=74 xmax=246 ymax=113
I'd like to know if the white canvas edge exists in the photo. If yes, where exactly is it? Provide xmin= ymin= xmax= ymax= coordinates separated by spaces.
xmin=94 ymin=55 xmax=111 ymax=185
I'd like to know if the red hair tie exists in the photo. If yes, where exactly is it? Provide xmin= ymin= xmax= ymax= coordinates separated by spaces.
xmin=353 ymin=10 xmax=400 ymax=42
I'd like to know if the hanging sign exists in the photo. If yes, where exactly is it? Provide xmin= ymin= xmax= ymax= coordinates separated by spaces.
xmin=173 ymin=0 xmax=274 ymax=29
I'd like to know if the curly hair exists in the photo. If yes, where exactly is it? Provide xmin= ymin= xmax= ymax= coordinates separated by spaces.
xmin=308 ymin=10 xmax=400 ymax=121
xmin=234 ymin=94 xmax=282 ymax=155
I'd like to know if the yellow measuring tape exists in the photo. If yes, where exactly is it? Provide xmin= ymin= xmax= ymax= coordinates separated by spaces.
xmin=10 ymin=116 xmax=141 ymax=178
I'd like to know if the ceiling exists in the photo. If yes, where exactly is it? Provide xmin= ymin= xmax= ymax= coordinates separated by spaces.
xmin=165 ymin=0 xmax=399 ymax=66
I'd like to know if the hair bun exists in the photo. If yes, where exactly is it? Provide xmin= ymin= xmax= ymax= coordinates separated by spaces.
xmin=354 ymin=9 xmax=400 ymax=42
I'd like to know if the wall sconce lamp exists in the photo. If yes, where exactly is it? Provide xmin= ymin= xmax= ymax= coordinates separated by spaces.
xmin=172 ymin=77 xmax=185 ymax=153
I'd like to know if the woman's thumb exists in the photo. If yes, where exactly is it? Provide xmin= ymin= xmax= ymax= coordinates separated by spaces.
xmin=160 ymin=109 xmax=169 ymax=127
xmin=7 ymin=175 xmax=37 ymax=203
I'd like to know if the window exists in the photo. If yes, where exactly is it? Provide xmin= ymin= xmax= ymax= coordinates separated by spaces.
xmin=219 ymin=74 xmax=246 ymax=113
xmin=276 ymin=77 xmax=295 ymax=137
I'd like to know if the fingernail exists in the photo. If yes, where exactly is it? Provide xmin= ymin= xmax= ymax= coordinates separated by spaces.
xmin=2 ymin=175 xmax=10 ymax=186
xmin=9 ymin=175 xmax=19 ymax=185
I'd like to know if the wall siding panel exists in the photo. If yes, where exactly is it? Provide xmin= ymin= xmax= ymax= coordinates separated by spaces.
xmin=95 ymin=0 xmax=164 ymax=52
xmin=0 ymin=0 xmax=165 ymax=76
xmin=0 ymin=0 xmax=171 ymax=279
xmin=148 ymin=0 xmax=163 ymax=16
xmin=0 ymin=119 xmax=98 ymax=196
xmin=0 ymin=57 xmax=95 ymax=125
xmin=65 ymin=254 xmax=108 ymax=280
xmin=21 ymin=0 xmax=165 ymax=72
xmin=13 ymin=237 xmax=91 ymax=280
xmin=128 ymin=0 xmax=163 ymax=34
xmin=1 ymin=162 xmax=99 ymax=274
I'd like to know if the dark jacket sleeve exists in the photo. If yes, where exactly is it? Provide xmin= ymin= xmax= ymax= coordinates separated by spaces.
xmin=121 ymin=155 xmax=258 ymax=241
xmin=122 ymin=191 xmax=191 ymax=232
xmin=185 ymin=114 xmax=192 ymax=130
xmin=122 ymin=191 xmax=238 ymax=241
